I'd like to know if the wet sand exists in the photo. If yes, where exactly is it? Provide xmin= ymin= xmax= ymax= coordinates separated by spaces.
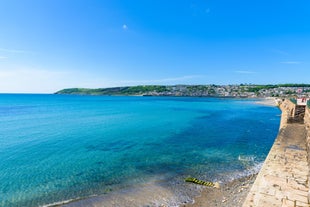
xmin=184 ymin=174 xmax=257 ymax=207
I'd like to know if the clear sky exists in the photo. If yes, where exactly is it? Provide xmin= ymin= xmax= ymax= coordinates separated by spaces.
xmin=0 ymin=0 xmax=309 ymax=93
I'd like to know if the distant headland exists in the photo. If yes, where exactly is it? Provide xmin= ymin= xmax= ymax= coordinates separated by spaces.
xmin=55 ymin=84 xmax=310 ymax=98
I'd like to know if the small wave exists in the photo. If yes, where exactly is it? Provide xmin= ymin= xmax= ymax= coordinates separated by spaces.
xmin=41 ymin=198 xmax=78 ymax=207
xmin=238 ymin=155 xmax=255 ymax=162
xmin=223 ymin=161 xmax=263 ymax=183
xmin=40 ymin=195 xmax=97 ymax=207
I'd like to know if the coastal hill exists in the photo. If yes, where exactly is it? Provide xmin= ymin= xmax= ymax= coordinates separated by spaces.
xmin=56 ymin=84 xmax=310 ymax=98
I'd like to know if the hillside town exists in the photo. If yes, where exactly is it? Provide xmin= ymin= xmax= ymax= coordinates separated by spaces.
xmin=57 ymin=84 xmax=310 ymax=98
xmin=154 ymin=85 xmax=310 ymax=97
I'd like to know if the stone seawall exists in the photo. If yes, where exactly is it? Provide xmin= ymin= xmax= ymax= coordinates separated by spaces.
xmin=279 ymin=99 xmax=299 ymax=128
xmin=242 ymin=99 xmax=310 ymax=207
xmin=304 ymin=106 xmax=310 ymax=199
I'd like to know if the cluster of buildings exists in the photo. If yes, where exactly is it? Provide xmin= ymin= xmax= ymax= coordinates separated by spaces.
xmin=143 ymin=85 xmax=310 ymax=98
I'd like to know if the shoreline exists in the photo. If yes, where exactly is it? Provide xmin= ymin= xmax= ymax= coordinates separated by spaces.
xmin=184 ymin=174 xmax=257 ymax=207
xmin=253 ymin=97 xmax=279 ymax=106
xmin=49 ymin=172 xmax=259 ymax=207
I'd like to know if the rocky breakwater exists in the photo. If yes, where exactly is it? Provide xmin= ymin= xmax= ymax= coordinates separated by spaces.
xmin=242 ymin=99 xmax=310 ymax=207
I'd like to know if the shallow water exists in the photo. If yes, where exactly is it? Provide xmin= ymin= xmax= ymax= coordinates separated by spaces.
xmin=0 ymin=95 xmax=280 ymax=207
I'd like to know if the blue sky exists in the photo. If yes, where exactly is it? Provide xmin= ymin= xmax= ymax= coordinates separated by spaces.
xmin=0 ymin=0 xmax=309 ymax=93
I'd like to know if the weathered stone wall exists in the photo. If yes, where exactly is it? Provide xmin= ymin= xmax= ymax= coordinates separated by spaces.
xmin=304 ymin=106 xmax=310 ymax=196
xmin=282 ymin=100 xmax=310 ymax=196
xmin=279 ymin=98 xmax=296 ymax=128
xmin=304 ymin=106 xmax=310 ymax=148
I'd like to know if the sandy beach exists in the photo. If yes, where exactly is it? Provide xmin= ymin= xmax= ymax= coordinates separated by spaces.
xmin=184 ymin=174 xmax=257 ymax=207
xmin=61 ymin=174 xmax=258 ymax=207
xmin=254 ymin=97 xmax=279 ymax=106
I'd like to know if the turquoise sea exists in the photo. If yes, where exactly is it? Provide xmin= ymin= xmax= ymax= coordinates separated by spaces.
xmin=0 ymin=95 xmax=280 ymax=207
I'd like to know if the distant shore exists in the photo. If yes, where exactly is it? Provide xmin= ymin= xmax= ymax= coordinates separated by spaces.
xmin=55 ymin=84 xmax=310 ymax=98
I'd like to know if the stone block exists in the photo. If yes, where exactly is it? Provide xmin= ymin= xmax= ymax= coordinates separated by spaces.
xmin=295 ymin=200 xmax=310 ymax=207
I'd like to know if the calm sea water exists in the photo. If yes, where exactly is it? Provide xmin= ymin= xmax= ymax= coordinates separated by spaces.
xmin=0 ymin=95 xmax=280 ymax=207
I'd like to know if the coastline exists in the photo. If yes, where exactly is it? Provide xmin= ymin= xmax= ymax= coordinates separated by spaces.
xmin=54 ymin=97 xmax=279 ymax=207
